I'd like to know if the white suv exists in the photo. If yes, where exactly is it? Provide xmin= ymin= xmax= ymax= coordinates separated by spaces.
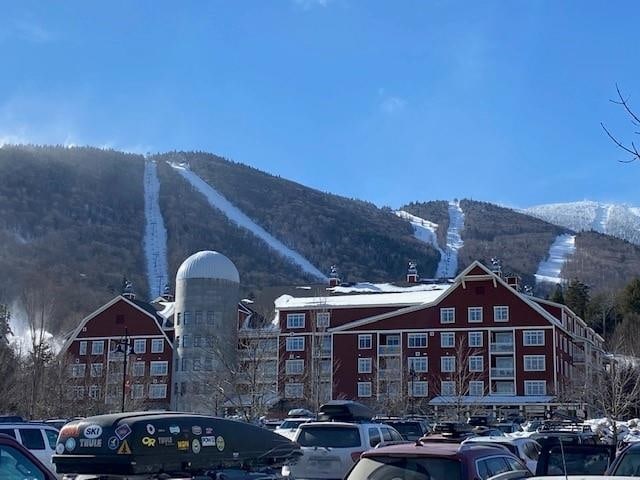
xmin=0 ymin=423 xmax=59 ymax=471
xmin=285 ymin=421 xmax=404 ymax=480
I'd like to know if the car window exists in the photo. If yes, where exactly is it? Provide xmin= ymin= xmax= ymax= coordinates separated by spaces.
xmin=524 ymin=442 xmax=539 ymax=461
xmin=18 ymin=430 xmax=45 ymax=450
xmin=388 ymin=422 xmax=422 ymax=438
xmin=44 ymin=430 xmax=57 ymax=450
xmin=505 ymin=457 xmax=525 ymax=471
xmin=613 ymin=452 xmax=640 ymax=476
xmin=381 ymin=427 xmax=393 ymax=442
xmin=346 ymin=456 xmax=462 ymax=480
xmin=369 ymin=428 xmax=381 ymax=448
xmin=0 ymin=429 xmax=16 ymax=439
xmin=0 ymin=445 xmax=45 ymax=480
xmin=477 ymin=457 xmax=510 ymax=480
xmin=389 ymin=428 xmax=404 ymax=442
xmin=297 ymin=426 xmax=361 ymax=448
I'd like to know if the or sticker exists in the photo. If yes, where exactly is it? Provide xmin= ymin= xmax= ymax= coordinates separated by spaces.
xmin=108 ymin=437 xmax=120 ymax=450
xmin=169 ymin=425 xmax=180 ymax=435
xmin=65 ymin=438 xmax=76 ymax=452
xmin=216 ymin=436 xmax=225 ymax=452
xmin=191 ymin=426 xmax=202 ymax=435
xmin=205 ymin=427 xmax=214 ymax=435
xmin=83 ymin=424 xmax=103 ymax=439
xmin=158 ymin=436 xmax=174 ymax=446
xmin=177 ymin=440 xmax=189 ymax=451
xmin=201 ymin=436 xmax=216 ymax=447
xmin=115 ymin=424 xmax=132 ymax=441
xmin=142 ymin=437 xmax=156 ymax=447
xmin=79 ymin=438 xmax=102 ymax=448
xmin=192 ymin=439 xmax=201 ymax=454
xmin=55 ymin=443 xmax=65 ymax=455
xmin=117 ymin=440 xmax=132 ymax=455
xmin=146 ymin=424 xmax=156 ymax=435
xmin=60 ymin=425 xmax=79 ymax=437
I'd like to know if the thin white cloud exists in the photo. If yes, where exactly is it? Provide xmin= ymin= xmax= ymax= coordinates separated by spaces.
xmin=380 ymin=96 xmax=407 ymax=114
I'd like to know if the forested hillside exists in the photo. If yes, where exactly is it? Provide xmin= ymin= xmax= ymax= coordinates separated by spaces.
xmin=401 ymin=201 xmax=449 ymax=248
xmin=156 ymin=152 xmax=441 ymax=282
xmin=0 ymin=146 xmax=146 ymax=333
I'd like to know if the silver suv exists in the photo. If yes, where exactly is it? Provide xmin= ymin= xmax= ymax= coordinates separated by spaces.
xmin=0 ymin=422 xmax=59 ymax=471
xmin=285 ymin=421 xmax=404 ymax=480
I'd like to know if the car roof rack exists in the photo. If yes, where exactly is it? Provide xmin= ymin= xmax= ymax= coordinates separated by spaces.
xmin=317 ymin=401 xmax=374 ymax=423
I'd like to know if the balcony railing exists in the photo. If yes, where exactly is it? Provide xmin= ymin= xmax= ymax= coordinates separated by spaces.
xmin=574 ymin=352 xmax=586 ymax=362
xmin=378 ymin=345 xmax=401 ymax=356
xmin=379 ymin=368 xmax=400 ymax=379
xmin=490 ymin=342 xmax=514 ymax=353
xmin=491 ymin=367 xmax=515 ymax=378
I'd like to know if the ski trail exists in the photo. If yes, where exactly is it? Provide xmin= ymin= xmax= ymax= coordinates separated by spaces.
xmin=169 ymin=162 xmax=327 ymax=280
xmin=534 ymin=234 xmax=576 ymax=284
xmin=143 ymin=160 xmax=169 ymax=298
xmin=592 ymin=204 xmax=610 ymax=233
xmin=436 ymin=201 xmax=465 ymax=278
xmin=394 ymin=210 xmax=443 ymax=254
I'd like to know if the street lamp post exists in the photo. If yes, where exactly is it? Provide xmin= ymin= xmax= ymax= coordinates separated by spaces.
xmin=115 ymin=328 xmax=135 ymax=413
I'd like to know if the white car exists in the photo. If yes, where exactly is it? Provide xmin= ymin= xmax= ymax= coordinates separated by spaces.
xmin=462 ymin=435 xmax=542 ymax=473
xmin=0 ymin=422 xmax=59 ymax=471
xmin=285 ymin=421 xmax=404 ymax=480
xmin=274 ymin=417 xmax=313 ymax=440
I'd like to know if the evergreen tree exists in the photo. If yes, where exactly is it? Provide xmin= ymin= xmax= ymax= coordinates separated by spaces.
xmin=549 ymin=284 xmax=564 ymax=304
xmin=564 ymin=279 xmax=590 ymax=319
xmin=621 ymin=278 xmax=640 ymax=315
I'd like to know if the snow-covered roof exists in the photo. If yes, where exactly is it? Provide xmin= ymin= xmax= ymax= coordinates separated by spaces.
xmin=157 ymin=301 xmax=175 ymax=321
xmin=176 ymin=250 xmax=240 ymax=283
xmin=274 ymin=284 xmax=450 ymax=309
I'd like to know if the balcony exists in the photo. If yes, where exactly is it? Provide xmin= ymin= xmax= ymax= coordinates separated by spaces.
xmin=378 ymin=345 xmax=401 ymax=356
xmin=490 ymin=342 xmax=514 ymax=353
xmin=491 ymin=367 xmax=515 ymax=378
xmin=379 ymin=368 xmax=400 ymax=379
xmin=574 ymin=352 xmax=586 ymax=363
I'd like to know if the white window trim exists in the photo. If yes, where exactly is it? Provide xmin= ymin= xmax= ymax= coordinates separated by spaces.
xmin=468 ymin=331 xmax=483 ymax=347
xmin=440 ymin=332 xmax=455 ymax=348
xmin=358 ymin=334 xmax=372 ymax=350
xmin=134 ymin=339 xmax=146 ymax=354
xmin=407 ymin=333 xmax=428 ymax=348
xmin=358 ymin=358 xmax=372 ymax=374
xmin=149 ymin=383 xmax=167 ymax=399
xmin=285 ymin=383 xmax=304 ymax=399
xmin=286 ymin=336 xmax=305 ymax=351
xmin=469 ymin=381 xmax=484 ymax=397
xmin=469 ymin=356 xmax=484 ymax=372
xmin=91 ymin=341 xmax=104 ymax=355
xmin=132 ymin=361 xmax=145 ymax=377
xmin=79 ymin=341 xmax=87 ymax=356
xmin=524 ymin=380 xmax=547 ymax=396
xmin=151 ymin=338 xmax=164 ymax=353
xmin=150 ymin=361 xmax=168 ymax=376
xmin=440 ymin=307 xmax=455 ymax=324
xmin=408 ymin=357 xmax=428 ymax=373
xmin=286 ymin=313 xmax=305 ymax=329
xmin=409 ymin=381 xmax=428 ymax=397
xmin=357 ymin=382 xmax=372 ymax=398
xmin=468 ymin=307 xmax=483 ymax=323
xmin=523 ymin=330 xmax=545 ymax=346
xmin=494 ymin=305 xmax=509 ymax=322
xmin=441 ymin=356 xmax=455 ymax=373
xmin=285 ymin=359 xmax=305 ymax=375
xmin=441 ymin=380 xmax=456 ymax=396
xmin=524 ymin=355 xmax=546 ymax=371
xmin=90 ymin=363 xmax=103 ymax=377
xmin=316 ymin=312 xmax=330 ymax=328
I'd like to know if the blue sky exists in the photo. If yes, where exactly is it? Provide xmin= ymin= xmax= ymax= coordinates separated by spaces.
xmin=1 ymin=1 xmax=639 ymax=208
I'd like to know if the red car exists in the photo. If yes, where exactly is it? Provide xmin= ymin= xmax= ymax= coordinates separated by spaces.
xmin=345 ymin=440 xmax=531 ymax=480
xmin=0 ymin=433 xmax=58 ymax=480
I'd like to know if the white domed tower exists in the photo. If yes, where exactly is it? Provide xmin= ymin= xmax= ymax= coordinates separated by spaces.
xmin=172 ymin=251 xmax=240 ymax=413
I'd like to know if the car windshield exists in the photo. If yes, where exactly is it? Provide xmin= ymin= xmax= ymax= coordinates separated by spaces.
xmin=612 ymin=452 xmax=640 ymax=476
xmin=346 ymin=456 xmax=462 ymax=480
xmin=544 ymin=450 xmax=611 ymax=475
xmin=297 ymin=426 xmax=361 ymax=448
xmin=279 ymin=420 xmax=307 ymax=429
xmin=388 ymin=423 xmax=422 ymax=438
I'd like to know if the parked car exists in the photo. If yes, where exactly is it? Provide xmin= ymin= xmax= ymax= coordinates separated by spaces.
xmin=492 ymin=422 xmax=522 ymax=434
xmin=344 ymin=440 xmax=531 ymax=480
xmin=0 ymin=433 xmax=57 ymax=479
xmin=607 ymin=441 xmax=640 ymax=476
xmin=535 ymin=444 xmax=615 ymax=476
xmin=468 ymin=415 xmax=493 ymax=427
xmin=530 ymin=430 xmax=599 ymax=447
xmin=380 ymin=418 xmax=431 ymax=441
xmin=462 ymin=436 xmax=542 ymax=473
xmin=433 ymin=421 xmax=475 ymax=437
xmin=0 ymin=422 xmax=59 ymax=471
xmin=274 ymin=417 xmax=313 ymax=440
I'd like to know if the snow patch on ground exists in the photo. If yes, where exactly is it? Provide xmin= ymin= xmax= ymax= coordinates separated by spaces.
xmin=143 ymin=160 xmax=169 ymax=298
xmin=330 ymin=282 xmax=448 ymax=294
xmin=437 ymin=201 xmax=465 ymax=278
xmin=170 ymin=162 xmax=327 ymax=280
xmin=535 ymin=234 xmax=576 ymax=284
xmin=395 ymin=210 xmax=444 ymax=257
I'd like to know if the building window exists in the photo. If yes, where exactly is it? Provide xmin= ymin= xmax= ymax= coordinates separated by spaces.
xmin=132 ymin=361 xmax=145 ymax=377
xmin=320 ymin=359 xmax=331 ymax=375
xmin=133 ymin=339 xmax=146 ymax=354
xmin=88 ymin=385 xmax=101 ymax=399
xmin=409 ymin=381 xmax=428 ymax=397
xmin=495 ymin=381 xmax=515 ymax=395
xmin=494 ymin=306 xmax=509 ymax=322
xmin=358 ymin=358 xmax=372 ymax=374
xmin=150 ymin=361 xmax=168 ymax=376
xmin=468 ymin=332 xmax=483 ymax=347
xmin=316 ymin=312 xmax=330 ymax=328
xmin=70 ymin=386 xmax=85 ymax=399
xmin=358 ymin=382 xmax=372 ymax=397
xmin=469 ymin=381 xmax=484 ymax=396
xmin=149 ymin=384 xmax=167 ymax=399
xmin=176 ymin=313 xmax=181 ymax=326
xmin=286 ymin=314 xmax=305 ymax=329
xmin=358 ymin=334 xmax=372 ymax=350
xmin=441 ymin=332 xmax=455 ymax=348
xmin=70 ymin=364 xmax=86 ymax=378
xmin=524 ymin=355 xmax=546 ymax=371
xmin=183 ymin=335 xmax=192 ymax=348
xmin=441 ymin=357 xmax=455 ymax=372
xmin=183 ymin=312 xmax=191 ymax=326
xmin=286 ymin=336 xmax=305 ymax=351
xmin=408 ymin=357 xmax=428 ymax=373
xmin=131 ymin=384 xmax=145 ymax=399
xmin=91 ymin=341 xmax=104 ymax=355
xmin=440 ymin=307 xmax=455 ymax=324
xmin=468 ymin=307 xmax=483 ymax=323
xmin=195 ymin=311 xmax=203 ymax=325
xmin=469 ymin=356 xmax=484 ymax=372
xmin=194 ymin=335 xmax=203 ymax=347
xmin=523 ymin=330 xmax=545 ymax=346
xmin=90 ymin=363 xmax=103 ymax=377
xmin=441 ymin=381 xmax=455 ymax=396
xmin=286 ymin=359 xmax=305 ymax=375
xmin=151 ymin=339 xmax=164 ymax=353
xmin=408 ymin=333 xmax=427 ymax=348
xmin=207 ymin=311 xmax=215 ymax=325
xmin=524 ymin=380 xmax=547 ymax=396
xmin=181 ymin=358 xmax=190 ymax=371
xmin=285 ymin=383 xmax=304 ymax=399
xmin=320 ymin=335 xmax=331 ymax=354
xmin=79 ymin=341 xmax=87 ymax=356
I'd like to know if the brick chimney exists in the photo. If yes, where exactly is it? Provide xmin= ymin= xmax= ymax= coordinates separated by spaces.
xmin=406 ymin=261 xmax=419 ymax=283
xmin=328 ymin=265 xmax=341 ymax=287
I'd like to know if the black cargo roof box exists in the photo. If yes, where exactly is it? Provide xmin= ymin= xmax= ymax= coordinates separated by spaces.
xmin=317 ymin=401 xmax=374 ymax=422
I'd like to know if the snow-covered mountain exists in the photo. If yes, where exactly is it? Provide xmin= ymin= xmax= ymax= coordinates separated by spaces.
xmin=524 ymin=201 xmax=640 ymax=245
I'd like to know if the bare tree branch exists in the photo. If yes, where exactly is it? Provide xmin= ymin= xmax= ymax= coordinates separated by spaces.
xmin=602 ymin=85 xmax=640 ymax=163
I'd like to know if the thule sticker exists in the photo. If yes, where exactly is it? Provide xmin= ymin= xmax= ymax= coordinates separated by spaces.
xmin=79 ymin=438 xmax=102 ymax=448
xmin=115 ymin=424 xmax=132 ymax=441
xmin=83 ymin=424 xmax=103 ymax=439
xmin=201 ymin=436 xmax=216 ymax=447
xmin=65 ymin=438 xmax=76 ymax=452
xmin=169 ymin=425 xmax=180 ymax=435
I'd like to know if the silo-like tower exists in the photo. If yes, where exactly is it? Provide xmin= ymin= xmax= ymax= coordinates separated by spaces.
xmin=172 ymin=250 xmax=240 ymax=413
